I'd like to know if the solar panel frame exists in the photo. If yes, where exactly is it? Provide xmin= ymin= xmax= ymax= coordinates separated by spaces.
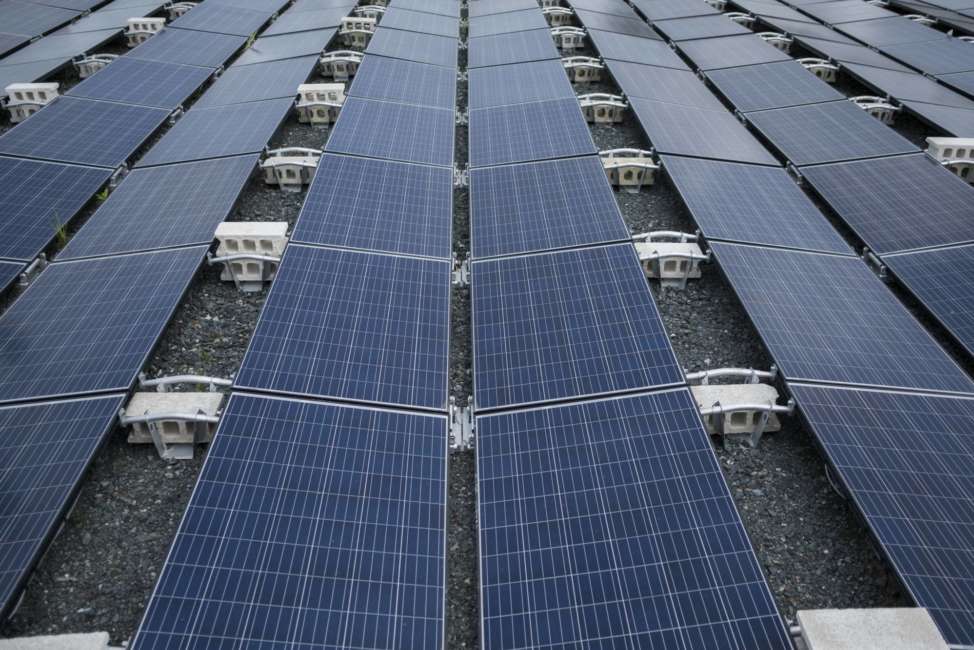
xmin=127 ymin=27 xmax=247 ymax=67
xmin=588 ymin=29 xmax=690 ymax=69
xmin=0 ymin=246 xmax=206 ymax=404
xmin=324 ymin=97 xmax=455 ymax=167
xmin=837 ymin=15 xmax=945 ymax=46
xmin=0 ymin=1 xmax=79 ymax=38
xmin=0 ymin=261 xmax=23 ymax=294
xmin=235 ymin=245 xmax=451 ymax=411
xmin=709 ymin=241 xmax=974 ymax=394
xmin=0 ymin=156 xmax=111 ymax=261
xmin=795 ymin=35 xmax=913 ymax=72
xmin=655 ymin=14 xmax=753 ymax=40
xmin=470 ymin=156 xmax=631 ymax=259
xmin=233 ymin=28 xmax=337 ymax=65
xmin=760 ymin=16 xmax=859 ymax=43
xmin=136 ymin=97 xmax=293 ymax=167
xmin=0 ymin=28 xmax=119 ymax=66
xmin=168 ymin=1 xmax=272 ymax=35
xmin=0 ymin=96 xmax=169 ymax=168
xmin=900 ymin=99 xmax=974 ymax=137
xmin=677 ymin=34 xmax=792 ymax=70
xmin=884 ymin=36 xmax=974 ymax=75
xmin=574 ymin=8 xmax=661 ymax=38
xmin=291 ymin=154 xmax=453 ymax=259
xmin=478 ymin=387 xmax=793 ymax=650
xmin=706 ymin=60 xmax=845 ymax=112
xmin=260 ymin=6 xmax=348 ymax=35
xmin=349 ymin=55 xmax=458 ymax=109
xmin=0 ymin=394 xmax=126 ymax=621
xmin=66 ymin=57 xmax=214 ymax=109
xmin=803 ymin=0 xmax=897 ymax=23
xmin=841 ymin=62 xmax=974 ymax=108
xmin=379 ymin=7 xmax=459 ymax=37
xmin=606 ymin=60 xmax=726 ymax=109
xmin=467 ymin=0 xmax=538 ymax=18
xmin=472 ymin=244 xmax=684 ymax=411
xmin=468 ymin=59 xmax=576 ymax=109
xmin=660 ymin=154 xmax=853 ymax=255
xmin=468 ymin=97 xmax=597 ymax=168
xmin=467 ymin=28 xmax=561 ymax=68
xmin=365 ymin=28 xmax=457 ymax=67
xmin=58 ymin=2 xmax=166 ymax=34
xmin=193 ymin=55 xmax=317 ymax=107
xmin=131 ymin=392 xmax=448 ymax=650
xmin=468 ymin=9 xmax=550 ymax=38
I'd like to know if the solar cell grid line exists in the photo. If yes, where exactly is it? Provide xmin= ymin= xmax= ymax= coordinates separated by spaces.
xmin=470 ymin=156 xmax=630 ymax=259
xmin=573 ymin=8 xmax=661 ymax=38
xmin=135 ymin=96 xmax=294 ymax=167
xmin=0 ymin=262 xmax=23 ymax=294
xmin=787 ymin=383 xmax=974 ymax=648
xmin=0 ymin=1 xmax=80 ymax=39
xmin=841 ymin=62 xmax=974 ymax=109
xmin=193 ymin=55 xmax=319 ymax=107
xmin=235 ymin=245 xmax=451 ymax=411
xmin=802 ymin=0 xmax=897 ymax=23
xmin=466 ymin=29 xmax=561 ymax=69
xmin=628 ymin=98 xmax=779 ymax=166
xmin=126 ymin=28 xmax=248 ymax=68
xmin=233 ymin=28 xmax=338 ymax=65
xmin=130 ymin=392 xmax=447 ymax=650
xmin=605 ymin=59 xmax=726 ymax=110
xmin=365 ymin=28 xmax=457 ymax=68
xmin=655 ymin=13 xmax=753 ymax=40
xmin=291 ymin=154 xmax=453 ymax=259
xmin=745 ymin=100 xmax=920 ymax=166
xmin=324 ymin=97 xmax=455 ymax=167
xmin=467 ymin=59 xmax=576 ymax=109
xmin=168 ymin=1 xmax=273 ymax=35
xmin=391 ymin=0 xmax=460 ymax=17
xmin=795 ymin=35 xmax=913 ymax=72
xmin=0 ymin=394 xmax=125 ymax=621
xmin=0 ymin=96 xmax=169 ymax=169
xmin=468 ymin=97 xmax=597 ymax=168
xmin=837 ymin=15 xmax=945 ymax=47
xmin=901 ymin=100 xmax=974 ymax=136
xmin=677 ymin=33 xmax=793 ymax=70
xmin=660 ymin=154 xmax=853 ymax=255
xmin=261 ymin=6 xmax=349 ymax=35
xmin=630 ymin=0 xmax=721 ymax=21
xmin=472 ymin=244 xmax=684 ymax=411
xmin=348 ymin=55 xmax=458 ymax=109
xmin=467 ymin=0 xmax=538 ymax=18
xmin=588 ymin=29 xmax=691 ymax=69
xmin=59 ymin=155 xmax=258 ymax=260
xmin=884 ymin=37 xmax=974 ymax=76
xmin=65 ymin=57 xmax=214 ymax=109
xmin=467 ymin=9 xmax=550 ymax=38
xmin=709 ymin=242 xmax=974 ymax=394
xmin=705 ymin=59 xmax=845 ymax=112
xmin=379 ymin=6 xmax=459 ymax=37
xmin=0 ymin=156 xmax=111 ymax=262
xmin=0 ymin=246 xmax=206 ymax=404
xmin=477 ymin=388 xmax=793 ymax=650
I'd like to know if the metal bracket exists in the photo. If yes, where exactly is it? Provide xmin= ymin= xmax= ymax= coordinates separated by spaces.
xmin=452 ymin=254 xmax=470 ymax=286
xmin=119 ymin=408 xmax=219 ymax=460
xmin=455 ymin=110 xmax=468 ymax=125
xmin=457 ymin=69 xmax=468 ymax=82
xmin=850 ymin=95 xmax=900 ymax=124
xmin=861 ymin=248 xmax=888 ymax=280
xmin=138 ymin=373 xmax=232 ymax=392
xmin=17 ymin=254 xmax=47 ymax=288
xmin=685 ymin=365 xmax=778 ymax=385
xmin=454 ymin=164 xmax=469 ymax=188
xmin=449 ymin=396 xmax=474 ymax=449
xmin=207 ymin=252 xmax=282 ymax=292
xmin=701 ymin=398 xmax=795 ymax=448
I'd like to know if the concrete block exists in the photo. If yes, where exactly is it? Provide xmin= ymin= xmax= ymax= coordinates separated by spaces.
xmin=125 ymin=391 xmax=223 ymax=445
xmin=927 ymin=137 xmax=974 ymax=184
xmin=125 ymin=17 xmax=165 ymax=47
xmin=692 ymin=383 xmax=782 ymax=435
xmin=543 ymin=6 xmax=573 ymax=27
xmin=578 ymin=93 xmax=626 ymax=123
xmin=4 ymin=83 xmax=59 ymax=123
xmin=319 ymin=51 xmax=362 ymax=81
xmin=797 ymin=608 xmax=949 ymax=650
xmin=215 ymin=222 xmax=288 ymax=257
xmin=551 ymin=26 xmax=585 ymax=51
xmin=0 ymin=632 xmax=111 ymax=650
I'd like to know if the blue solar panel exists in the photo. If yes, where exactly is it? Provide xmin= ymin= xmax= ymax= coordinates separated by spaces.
xmin=131 ymin=392 xmax=447 ymax=650
xmin=0 ymin=1 xmax=79 ymax=38
xmin=470 ymin=156 xmax=630 ymax=258
xmin=169 ymin=2 xmax=272 ymax=35
xmin=127 ymin=28 xmax=247 ymax=67
xmin=478 ymin=388 xmax=793 ymax=650
xmin=58 ymin=4 xmax=165 ymax=34
xmin=468 ymin=59 xmax=576 ymax=109
xmin=900 ymin=100 xmax=974 ymax=138
xmin=0 ymin=156 xmax=111 ymax=261
xmin=259 ymin=6 xmax=345 ymax=35
xmin=0 ymin=394 xmax=125 ymax=620
xmin=467 ymin=28 xmax=560 ymax=68
xmin=788 ymin=383 xmax=974 ymax=648
xmin=365 ymin=28 xmax=457 ymax=67
xmin=764 ymin=17 xmax=860 ymax=44
xmin=194 ymin=55 xmax=317 ymax=107
xmin=572 ymin=0 xmax=642 ymax=17
xmin=588 ymin=29 xmax=690 ymax=69
xmin=678 ymin=34 xmax=792 ymax=70
xmin=794 ymin=36 xmax=912 ymax=72
xmin=631 ymin=0 xmax=719 ymax=20
xmin=66 ymin=57 xmax=214 ymax=109
xmin=607 ymin=60 xmax=726 ymax=109
xmin=380 ymin=7 xmax=458 ymax=37
xmin=0 ymin=247 xmax=205 ymax=404
xmin=939 ymin=70 xmax=974 ymax=98
xmin=468 ymin=0 xmax=538 ymax=18
xmin=469 ymin=97 xmax=596 ymax=167
xmin=473 ymin=244 xmax=683 ymax=411
xmin=392 ymin=0 xmax=459 ymax=16
xmin=655 ymin=13 xmax=752 ymax=40
xmin=842 ymin=62 xmax=974 ymax=108
xmin=0 ymin=32 xmax=28 ymax=56
xmin=803 ymin=0 xmax=896 ymax=23
xmin=234 ymin=28 xmax=337 ymax=65
xmin=0 ymin=27 xmax=117 ymax=65
xmin=291 ymin=154 xmax=453 ymax=259
xmin=706 ymin=60 xmax=845 ymax=112
xmin=0 ymin=261 xmax=23 ymax=293
xmin=136 ymin=97 xmax=293 ymax=167
xmin=468 ymin=9 xmax=549 ymax=38
xmin=0 ymin=58 xmax=68 ymax=92
xmin=60 ymin=155 xmax=257 ymax=260
xmin=575 ymin=8 xmax=660 ymax=38
xmin=884 ymin=36 xmax=974 ymax=75
xmin=349 ymin=55 xmax=457 ymax=109
xmin=710 ymin=242 xmax=974 ymax=394
xmin=325 ymin=97 xmax=455 ymax=167
xmin=235 ymin=245 xmax=450 ymax=410
xmin=838 ymin=15 xmax=944 ymax=47
xmin=0 ymin=96 xmax=169 ymax=168
xmin=660 ymin=155 xmax=852 ymax=255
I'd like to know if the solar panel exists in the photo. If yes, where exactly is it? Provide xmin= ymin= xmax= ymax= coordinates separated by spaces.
xmin=289 ymin=0 xmax=357 ymax=10
xmin=59 ymin=3 xmax=166 ymax=34
xmin=365 ymin=28 xmax=457 ymax=67
xmin=0 ymin=58 xmax=65 ymax=90
xmin=709 ymin=242 xmax=974 ymax=393
xmin=213 ymin=0 xmax=290 ymax=12
xmin=468 ymin=59 xmax=576 ymax=109
xmin=0 ymin=96 xmax=168 ymax=168
xmin=678 ymin=34 xmax=792 ymax=70
xmin=0 ymin=32 xmax=29 ymax=58
xmin=0 ymin=261 xmax=23 ymax=293
xmin=630 ymin=0 xmax=720 ymax=20
xmin=0 ymin=247 xmax=205 ymax=404
xmin=291 ymin=154 xmax=453 ymax=259
xmin=473 ymin=244 xmax=683 ymax=410
xmin=900 ymin=100 xmax=974 ymax=137
xmin=60 ymin=155 xmax=257 ymax=260
xmin=127 ymin=27 xmax=247 ymax=67
xmin=660 ymin=154 xmax=852 ymax=254
xmin=655 ymin=14 xmax=753 ymax=40
xmin=0 ymin=156 xmax=110 ymax=261
xmin=799 ymin=154 xmax=974 ymax=254
xmin=380 ymin=7 xmax=459 ymax=37
xmin=939 ymin=70 xmax=974 ymax=97
xmin=349 ymin=55 xmax=457 ymax=109
xmin=261 ymin=6 xmax=347 ymax=35
xmin=233 ymin=28 xmax=336 ymax=65
xmin=787 ymin=383 xmax=974 ymax=648
xmin=468 ymin=9 xmax=549 ymax=38
xmin=574 ymin=8 xmax=660 ymax=38
xmin=795 ymin=35 xmax=912 ymax=72
xmin=726 ymin=0 xmax=813 ymax=22
xmin=235 ymin=245 xmax=450 ymax=410
xmin=136 ymin=97 xmax=293 ymax=167
xmin=168 ymin=2 xmax=272 ymax=35
xmin=803 ymin=0 xmax=896 ymax=23
xmin=885 ymin=36 xmax=974 ymax=75
xmin=131 ymin=392 xmax=447 ymax=650
xmin=706 ymin=60 xmax=845 ymax=112
xmin=0 ymin=394 xmax=125 ymax=621
xmin=606 ymin=60 xmax=726 ymax=109
xmin=35 ymin=0 xmax=103 ymax=11
xmin=0 ymin=28 xmax=118 ymax=65
xmin=478 ymin=388 xmax=793 ymax=650
xmin=392 ymin=0 xmax=459 ymax=17
xmin=572 ymin=0 xmax=643 ymax=16
xmin=467 ymin=28 xmax=560 ymax=68
xmin=325 ymin=97 xmax=455 ymax=167
xmin=194 ymin=55 xmax=317 ymax=107
xmin=761 ymin=16 xmax=859 ymax=43
xmin=842 ymin=62 xmax=974 ymax=108
xmin=66 ymin=57 xmax=213 ymax=109
xmin=588 ymin=29 xmax=690 ymax=69
xmin=629 ymin=98 xmax=779 ymax=165
xmin=467 ymin=0 xmax=538 ymax=18
xmin=468 ymin=97 xmax=597 ymax=167
xmin=838 ymin=15 xmax=944 ymax=46
xmin=470 ymin=156 xmax=630 ymax=259
xmin=0 ymin=1 xmax=79 ymax=38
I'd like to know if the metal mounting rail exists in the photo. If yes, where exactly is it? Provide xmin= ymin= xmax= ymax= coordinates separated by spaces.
xmin=686 ymin=366 xmax=778 ymax=385
xmin=138 ymin=373 xmax=232 ymax=392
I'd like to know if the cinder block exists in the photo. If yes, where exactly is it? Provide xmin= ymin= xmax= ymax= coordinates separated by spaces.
xmin=797 ymin=608 xmax=949 ymax=650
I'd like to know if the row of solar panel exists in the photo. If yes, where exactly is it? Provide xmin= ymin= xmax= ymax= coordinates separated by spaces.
xmin=586 ymin=3 xmax=974 ymax=645
xmin=0 ymin=0 xmax=115 ymax=59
